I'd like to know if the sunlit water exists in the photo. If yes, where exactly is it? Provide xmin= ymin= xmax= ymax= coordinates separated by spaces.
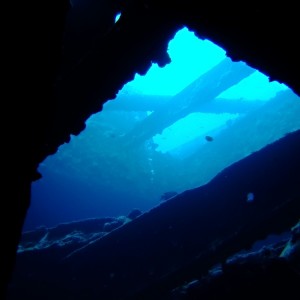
xmin=23 ymin=27 xmax=299 ymax=231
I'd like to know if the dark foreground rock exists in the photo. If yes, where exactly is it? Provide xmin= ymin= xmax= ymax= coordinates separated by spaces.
xmin=7 ymin=130 xmax=300 ymax=300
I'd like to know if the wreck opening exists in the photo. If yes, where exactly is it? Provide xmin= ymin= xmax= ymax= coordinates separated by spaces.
xmin=23 ymin=27 xmax=299 ymax=231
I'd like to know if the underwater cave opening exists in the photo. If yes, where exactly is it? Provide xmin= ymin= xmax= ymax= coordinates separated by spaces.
xmin=23 ymin=27 xmax=299 ymax=232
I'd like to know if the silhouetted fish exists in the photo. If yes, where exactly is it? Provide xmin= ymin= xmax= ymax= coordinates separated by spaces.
xmin=247 ymin=192 xmax=255 ymax=202
xmin=205 ymin=135 xmax=214 ymax=142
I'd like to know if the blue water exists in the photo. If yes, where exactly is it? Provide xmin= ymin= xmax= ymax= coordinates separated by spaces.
xmin=23 ymin=27 xmax=299 ymax=231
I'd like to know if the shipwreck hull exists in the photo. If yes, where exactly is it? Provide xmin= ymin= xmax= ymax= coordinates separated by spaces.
xmin=7 ymin=129 xmax=300 ymax=300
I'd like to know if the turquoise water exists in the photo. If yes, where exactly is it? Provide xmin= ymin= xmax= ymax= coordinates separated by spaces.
xmin=23 ymin=27 xmax=300 ymax=231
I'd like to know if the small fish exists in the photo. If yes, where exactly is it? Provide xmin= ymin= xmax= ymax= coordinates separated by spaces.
xmin=247 ymin=192 xmax=255 ymax=202
xmin=205 ymin=135 xmax=214 ymax=142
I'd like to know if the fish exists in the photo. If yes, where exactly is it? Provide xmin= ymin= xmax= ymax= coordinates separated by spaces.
xmin=205 ymin=135 xmax=214 ymax=142
xmin=247 ymin=192 xmax=255 ymax=202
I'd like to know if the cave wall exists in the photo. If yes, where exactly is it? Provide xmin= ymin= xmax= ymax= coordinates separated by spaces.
xmin=3 ymin=0 xmax=300 ymax=297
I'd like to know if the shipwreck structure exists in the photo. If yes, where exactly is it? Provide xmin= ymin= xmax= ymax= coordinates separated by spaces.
xmin=3 ymin=0 xmax=300 ymax=299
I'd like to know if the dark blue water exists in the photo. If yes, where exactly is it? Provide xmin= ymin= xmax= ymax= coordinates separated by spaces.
xmin=25 ymin=169 xmax=146 ymax=230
